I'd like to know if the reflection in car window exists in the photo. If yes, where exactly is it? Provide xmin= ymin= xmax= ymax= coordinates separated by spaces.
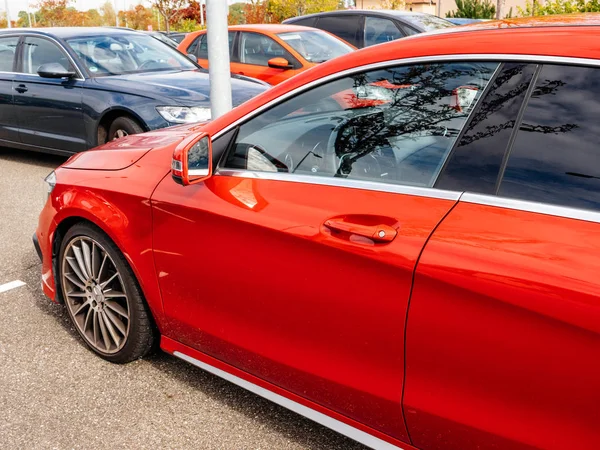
xmin=436 ymin=63 xmax=537 ymax=193
xmin=23 ymin=37 xmax=74 ymax=75
xmin=278 ymin=31 xmax=353 ymax=63
xmin=364 ymin=17 xmax=403 ymax=47
xmin=66 ymin=34 xmax=196 ymax=76
xmin=240 ymin=32 xmax=292 ymax=67
xmin=499 ymin=64 xmax=600 ymax=211
xmin=0 ymin=36 xmax=19 ymax=72
xmin=225 ymin=62 xmax=498 ymax=188
xmin=395 ymin=13 xmax=454 ymax=31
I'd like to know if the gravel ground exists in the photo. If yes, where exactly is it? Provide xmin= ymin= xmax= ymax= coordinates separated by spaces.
xmin=0 ymin=148 xmax=367 ymax=450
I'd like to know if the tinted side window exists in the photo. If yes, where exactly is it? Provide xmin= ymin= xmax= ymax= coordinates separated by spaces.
xmin=499 ymin=65 xmax=600 ymax=211
xmin=197 ymin=33 xmax=236 ymax=60
xmin=225 ymin=62 xmax=498 ymax=188
xmin=187 ymin=36 xmax=200 ymax=55
xmin=197 ymin=35 xmax=208 ymax=59
xmin=290 ymin=17 xmax=317 ymax=27
xmin=317 ymin=15 xmax=361 ymax=47
xmin=0 ymin=36 xmax=19 ymax=72
xmin=364 ymin=17 xmax=403 ymax=47
xmin=22 ymin=37 xmax=74 ymax=75
xmin=436 ymin=63 xmax=537 ymax=193
xmin=240 ymin=32 xmax=293 ymax=67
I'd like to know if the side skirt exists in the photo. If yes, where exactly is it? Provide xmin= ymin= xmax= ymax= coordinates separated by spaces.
xmin=161 ymin=336 xmax=413 ymax=450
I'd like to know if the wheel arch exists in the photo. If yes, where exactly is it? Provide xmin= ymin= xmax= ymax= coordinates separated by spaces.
xmin=96 ymin=107 xmax=149 ymax=146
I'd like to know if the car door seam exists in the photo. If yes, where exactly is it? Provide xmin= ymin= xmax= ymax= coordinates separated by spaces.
xmin=400 ymin=192 xmax=464 ymax=445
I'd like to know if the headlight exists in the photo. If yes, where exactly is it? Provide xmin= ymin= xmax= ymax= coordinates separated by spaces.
xmin=156 ymin=106 xmax=211 ymax=124
xmin=44 ymin=171 xmax=56 ymax=201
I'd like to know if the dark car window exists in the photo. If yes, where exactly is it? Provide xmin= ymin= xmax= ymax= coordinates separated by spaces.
xmin=225 ymin=61 xmax=498 ymax=188
xmin=239 ymin=32 xmax=294 ymax=67
xmin=316 ymin=15 xmax=361 ymax=47
xmin=187 ymin=36 xmax=200 ymax=55
xmin=436 ymin=63 xmax=538 ymax=193
xmin=22 ymin=37 xmax=74 ymax=75
xmin=288 ymin=17 xmax=317 ymax=27
xmin=0 ymin=36 xmax=19 ymax=72
xmin=197 ymin=33 xmax=236 ymax=59
xmin=364 ymin=16 xmax=403 ymax=47
xmin=498 ymin=64 xmax=600 ymax=211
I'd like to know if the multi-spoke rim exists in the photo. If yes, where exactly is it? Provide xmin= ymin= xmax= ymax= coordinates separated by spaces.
xmin=61 ymin=236 xmax=130 ymax=354
xmin=113 ymin=129 xmax=129 ymax=140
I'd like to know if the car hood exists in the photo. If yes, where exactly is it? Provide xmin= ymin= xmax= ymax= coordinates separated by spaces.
xmin=62 ymin=123 xmax=206 ymax=171
xmin=91 ymin=70 xmax=268 ymax=107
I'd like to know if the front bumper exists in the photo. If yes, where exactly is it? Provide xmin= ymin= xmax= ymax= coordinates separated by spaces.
xmin=33 ymin=232 xmax=42 ymax=261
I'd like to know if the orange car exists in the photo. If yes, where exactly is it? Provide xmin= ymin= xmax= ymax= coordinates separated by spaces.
xmin=178 ymin=24 xmax=355 ymax=85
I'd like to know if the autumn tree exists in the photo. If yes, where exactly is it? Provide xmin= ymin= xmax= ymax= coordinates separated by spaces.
xmin=152 ymin=0 xmax=186 ymax=34
xmin=447 ymin=0 xmax=496 ymax=18
xmin=379 ymin=0 xmax=405 ymax=8
xmin=99 ymin=1 xmax=116 ymax=27
xmin=267 ymin=0 xmax=342 ymax=22
xmin=120 ymin=5 xmax=155 ymax=30
xmin=244 ymin=0 xmax=269 ymax=24
xmin=36 ymin=0 xmax=70 ymax=26
xmin=229 ymin=3 xmax=245 ymax=24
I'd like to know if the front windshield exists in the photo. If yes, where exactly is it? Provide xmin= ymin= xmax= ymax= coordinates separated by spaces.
xmin=401 ymin=14 xmax=454 ymax=31
xmin=66 ymin=33 xmax=197 ymax=77
xmin=277 ymin=30 xmax=353 ymax=63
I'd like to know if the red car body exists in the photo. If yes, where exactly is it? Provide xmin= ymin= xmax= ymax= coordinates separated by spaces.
xmin=36 ymin=15 xmax=600 ymax=450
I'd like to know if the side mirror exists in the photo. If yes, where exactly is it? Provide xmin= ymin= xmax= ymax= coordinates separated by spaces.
xmin=37 ymin=63 xmax=77 ymax=79
xmin=171 ymin=132 xmax=212 ymax=186
xmin=187 ymin=53 xmax=198 ymax=63
xmin=268 ymin=57 xmax=292 ymax=70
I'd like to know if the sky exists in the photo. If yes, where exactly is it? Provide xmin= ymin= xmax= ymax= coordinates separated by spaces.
xmin=3 ymin=0 xmax=248 ymax=21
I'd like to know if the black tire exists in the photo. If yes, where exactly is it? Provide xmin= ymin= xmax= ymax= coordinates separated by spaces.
xmin=59 ymin=223 xmax=157 ymax=363
xmin=107 ymin=116 xmax=144 ymax=141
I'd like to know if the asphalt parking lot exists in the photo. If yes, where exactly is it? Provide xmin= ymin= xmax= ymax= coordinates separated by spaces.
xmin=0 ymin=148 xmax=366 ymax=450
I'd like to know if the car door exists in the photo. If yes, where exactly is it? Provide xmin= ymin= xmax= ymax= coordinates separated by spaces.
xmin=14 ymin=35 xmax=86 ymax=153
xmin=404 ymin=62 xmax=600 ymax=449
xmin=151 ymin=59 xmax=499 ymax=442
xmin=233 ymin=31 xmax=302 ymax=84
xmin=0 ymin=35 xmax=20 ymax=145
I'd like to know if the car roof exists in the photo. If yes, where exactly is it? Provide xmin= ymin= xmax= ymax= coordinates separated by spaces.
xmin=191 ymin=24 xmax=321 ymax=34
xmin=0 ymin=27 xmax=144 ymax=39
xmin=284 ymin=9 xmax=437 ymax=20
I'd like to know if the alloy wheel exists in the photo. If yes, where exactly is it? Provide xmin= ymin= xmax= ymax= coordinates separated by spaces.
xmin=61 ymin=236 xmax=130 ymax=354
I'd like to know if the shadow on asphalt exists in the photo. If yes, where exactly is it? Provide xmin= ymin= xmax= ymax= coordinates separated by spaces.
xmin=23 ymin=264 xmax=366 ymax=450
xmin=0 ymin=147 xmax=68 ymax=169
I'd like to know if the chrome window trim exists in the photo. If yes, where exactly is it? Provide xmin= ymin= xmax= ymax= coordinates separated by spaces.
xmin=173 ymin=350 xmax=405 ymax=450
xmin=462 ymin=192 xmax=600 ymax=224
xmin=20 ymin=34 xmax=86 ymax=81
xmin=213 ymin=54 xmax=600 ymax=142
xmin=215 ymin=168 xmax=461 ymax=201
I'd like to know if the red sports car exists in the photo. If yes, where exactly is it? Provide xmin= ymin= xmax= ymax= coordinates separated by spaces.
xmin=35 ymin=15 xmax=600 ymax=450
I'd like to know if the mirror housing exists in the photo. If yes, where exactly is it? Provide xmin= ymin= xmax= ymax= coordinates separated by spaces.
xmin=268 ymin=57 xmax=292 ymax=70
xmin=172 ymin=132 xmax=212 ymax=186
xmin=37 ymin=63 xmax=77 ymax=79
xmin=186 ymin=53 xmax=198 ymax=63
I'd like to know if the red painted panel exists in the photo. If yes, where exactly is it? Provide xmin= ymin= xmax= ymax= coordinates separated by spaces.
xmin=152 ymin=174 xmax=458 ymax=442
xmin=405 ymin=202 xmax=600 ymax=449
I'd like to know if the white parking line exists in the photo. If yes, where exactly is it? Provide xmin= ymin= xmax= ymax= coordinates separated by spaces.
xmin=0 ymin=280 xmax=26 ymax=294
